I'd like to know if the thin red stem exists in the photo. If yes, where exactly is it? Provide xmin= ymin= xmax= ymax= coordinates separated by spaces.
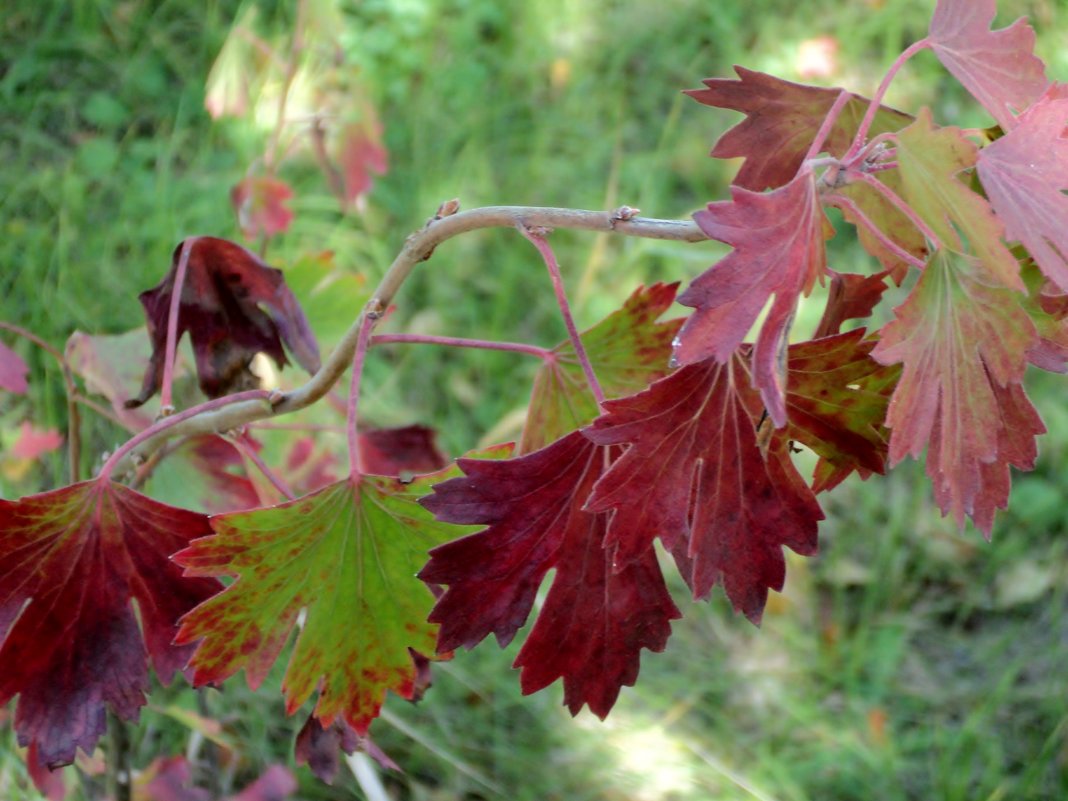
xmin=371 ymin=333 xmax=551 ymax=360
xmin=805 ymin=89 xmax=852 ymax=163
xmin=825 ymin=193 xmax=927 ymax=271
xmin=161 ymin=240 xmax=193 ymax=412
xmin=231 ymin=432 xmax=296 ymax=501
xmin=99 ymin=389 xmax=274 ymax=481
xmin=848 ymin=170 xmax=942 ymax=250
xmin=347 ymin=310 xmax=379 ymax=477
xmin=846 ymin=39 xmax=930 ymax=160
xmin=516 ymin=224 xmax=605 ymax=405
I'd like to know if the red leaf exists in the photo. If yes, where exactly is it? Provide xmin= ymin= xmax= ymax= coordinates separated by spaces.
xmin=687 ymin=67 xmax=912 ymax=191
xmin=872 ymin=250 xmax=1042 ymax=533
xmin=358 ymin=424 xmax=448 ymax=476
xmin=978 ymin=94 xmax=1068 ymax=292
xmin=0 ymin=339 xmax=28 ymax=394
xmin=585 ymin=355 xmax=822 ymax=622
xmin=419 ymin=432 xmax=680 ymax=717
xmin=231 ymin=176 xmax=294 ymax=241
xmin=928 ymin=0 xmax=1048 ymax=131
xmin=784 ymin=330 xmax=899 ymax=493
xmin=295 ymin=714 xmax=398 ymax=785
xmin=339 ymin=121 xmax=388 ymax=211
xmin=813 ymin=270 xmax=891 ymax=338
xmin=674 ymin=168 xmax=830 ymax=426
xmin=10 ymin=422 xmax=63 ymax=461
xmin=128 ymin=237 xmax=320 ymax=406
xmin=0 ymin=480 xmax=220 ymax=767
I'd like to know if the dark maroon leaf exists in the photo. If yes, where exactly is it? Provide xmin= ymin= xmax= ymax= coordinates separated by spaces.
xmin=420 ymin=432 xmax=680 ymax=717
xmin=585 ymin=354 xmax=822 ymax=622
xmin=128 ymin=237 xmax=320 ymax=407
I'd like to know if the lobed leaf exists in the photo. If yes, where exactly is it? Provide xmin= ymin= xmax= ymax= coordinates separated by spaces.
xmin=928 ymin=0 xmax=1048 ymax=132
xmin=674 ymin=168 xmax=830 ymax=426
xmin=586 ymin=354 xmax=822 ymax=622
xmin=419 ymin=431 xmax=680 ymax=717
xmin=978 ymin=93 xmax=1068 ymax=293
xmin=174 ymin=465 xmax=483 ymax=734
xmin=520 ymin=282 xmax=682 ymax=453
xmin=687 ymin=67 xmax=912 ymax=191
xmin=128 ymin=237 xmax=320 ymax=407
xmin=894 ymin=109 xmax=1022 ymax=290
xmin=872 ymin=250 xmax=1041 ymax=533
xmin=784 ymin=330 xmax=899 ymax=493
xmin=0 ymin=481 xmax=219 ymax=768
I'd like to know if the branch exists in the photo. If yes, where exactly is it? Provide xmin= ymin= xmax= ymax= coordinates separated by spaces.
xmin=106 ymin=205 xmax=706 ymax=475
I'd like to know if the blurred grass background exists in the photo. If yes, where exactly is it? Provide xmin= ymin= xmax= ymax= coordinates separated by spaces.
xmin=3 ymin=0 xmax=1068 ymax=799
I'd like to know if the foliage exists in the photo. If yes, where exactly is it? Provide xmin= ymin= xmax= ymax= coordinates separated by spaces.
xmin=3 ymin=0 xmax=1068 ymax=798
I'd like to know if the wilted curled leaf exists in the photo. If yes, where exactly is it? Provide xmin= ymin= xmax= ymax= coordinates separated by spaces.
xmin=128 ymin=237 xmax=320 ymax=407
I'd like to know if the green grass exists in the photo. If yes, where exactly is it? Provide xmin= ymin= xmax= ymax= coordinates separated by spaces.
xmin=4 ymin=0 xmax=1068 ymax=799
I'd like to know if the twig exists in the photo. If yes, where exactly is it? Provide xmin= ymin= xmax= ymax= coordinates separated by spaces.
xmin=347 ymin=306 xmax=380 ymax=476
xmin=229 ymin=432 xmax=296 ymax=501
xmin=371 ymin=332 xmax=551 ymax=359
xmin=824 ymin=193 xmax=927 ymax=271
xmin=517 ymin=224 xmax=605 ymax=405
xmin=106 ymin=206 xmax=706 ymax=475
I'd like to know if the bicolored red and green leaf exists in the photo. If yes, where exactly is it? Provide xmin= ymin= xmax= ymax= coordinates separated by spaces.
xmin=872 ymin=249 xmax=1042 ymax=532
xmin=520 ymin=282 xmax=682 ymax=453
xmin=894 ymin=109 xmax=1022 ymax=290
xmin=0 ymin=480 xmax=220 ymax=768
xmin=0 ymin=339 xmax=28 ymax=394
xmin=927 ymin=0 xmax=1048 ymax=132
xmin=585 ymin=354 xmax=822 ymax=622
xmin=687 ymin=67 xmax=912 ymax=191
xmin=419 ymin=431 xmax=680 ymax=717
xmin=129 ymin=237 xmax=321 ymax=406
xmin=674 ymin=167 xmax=831 ymax=426
xmin=784 ymin=329 xmax=899 ymax=493
xmin=231 ymin=176 xmax=295 ymax=241
xmin=978 ymin=93 xmax=1068 ymax=293
xmin=173 ymin=459 xmax=496 ymax=734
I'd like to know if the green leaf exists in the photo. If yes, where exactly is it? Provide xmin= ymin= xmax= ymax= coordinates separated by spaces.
xmin=519 ymin=283 xmax=681 ymax=453
xmin=173 ymin=454 xmax=506 ymax=733
xmin=894 ymin=109 xmax=1022 ymax=290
